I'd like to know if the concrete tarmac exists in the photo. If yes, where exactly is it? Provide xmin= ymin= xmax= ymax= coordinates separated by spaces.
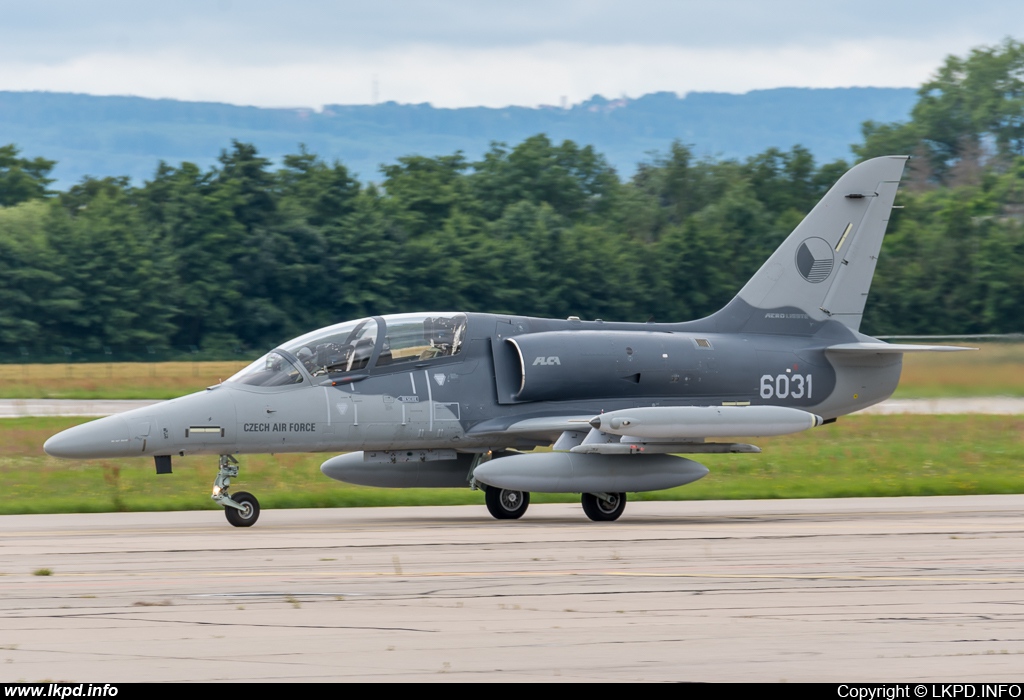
xmin=2 ymin=496 xmax=1023 ymax=682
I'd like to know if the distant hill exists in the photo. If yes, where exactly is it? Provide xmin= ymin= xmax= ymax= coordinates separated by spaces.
xmin=0 ymin=88 xmax=918 ymax=187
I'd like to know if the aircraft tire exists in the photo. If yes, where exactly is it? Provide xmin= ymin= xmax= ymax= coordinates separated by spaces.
xmin=225 ymin=491 xmax=260 ymax=527
xmin=485 ymin=486 xmax=530 ymax=520
xmin=581 ymin=492 xmax=626 ymax=522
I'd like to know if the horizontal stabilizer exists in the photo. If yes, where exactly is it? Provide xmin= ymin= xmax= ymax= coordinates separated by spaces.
xmin=826 ymin=342 xmax=976 ymax=355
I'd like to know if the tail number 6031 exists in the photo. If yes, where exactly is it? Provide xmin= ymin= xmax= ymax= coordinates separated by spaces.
xmin=760 ymin=373 xmax=812 ymax=399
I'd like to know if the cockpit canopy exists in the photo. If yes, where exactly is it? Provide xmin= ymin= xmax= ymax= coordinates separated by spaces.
xmin=227 ymin=313 xmax=468 ymax=387
xmin=287 ymin=317 xmax=379 ymax=376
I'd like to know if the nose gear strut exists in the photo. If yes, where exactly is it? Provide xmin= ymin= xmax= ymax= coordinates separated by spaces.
xmin=212 ymin=454 xmax=261 ymax=527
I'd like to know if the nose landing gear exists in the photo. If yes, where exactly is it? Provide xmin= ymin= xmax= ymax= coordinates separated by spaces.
xmin=224 ymin=491 xmax=260 ymax=527
xmin=213 ymin=454 xmax=261 ymax=527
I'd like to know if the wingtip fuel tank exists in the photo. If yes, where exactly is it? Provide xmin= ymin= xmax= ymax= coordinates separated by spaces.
xmin=321 ymin=451 xmax=475 ymax=488
xmin=472 ymin=452 xmax=709 ymax=494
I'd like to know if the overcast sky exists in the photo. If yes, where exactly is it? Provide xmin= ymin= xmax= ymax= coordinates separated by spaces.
xmin=1 ymin=1 xmax=1021 ymax=109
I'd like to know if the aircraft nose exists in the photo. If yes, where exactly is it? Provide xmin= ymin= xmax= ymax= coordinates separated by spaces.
xmin=44 ymin=416 xmax=133 ymax=459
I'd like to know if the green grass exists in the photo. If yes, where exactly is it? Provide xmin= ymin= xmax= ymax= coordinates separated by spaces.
xmin=0 ymin=361 xmax=248 ymax=400
xmin=3 ymin=414 xmax=1022 ymax=515
xmin=891 ymin=341 xmax=1024 ymax=398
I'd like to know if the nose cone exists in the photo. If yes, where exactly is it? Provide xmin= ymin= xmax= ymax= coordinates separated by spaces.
xmin=44 ymin=416 xmax=133 ymax=459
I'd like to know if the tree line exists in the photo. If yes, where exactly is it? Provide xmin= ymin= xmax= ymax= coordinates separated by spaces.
xmin=1 ymin=40 xmax=1023 ymax=360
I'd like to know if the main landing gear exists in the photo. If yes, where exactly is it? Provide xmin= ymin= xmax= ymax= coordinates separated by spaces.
xmin=581 ymin=492 xmax=626 ymax=522
xmin=484 ymin=486 xmax=530 ymax=520
xmin=482 ymin=487 xmax=627 ymax=521
xmin=213 ymin=454 xmax=261 ymax=527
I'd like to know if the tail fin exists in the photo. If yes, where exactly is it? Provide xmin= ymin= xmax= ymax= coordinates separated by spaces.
xmin=705 ymin=155 xmax=908 ymax=335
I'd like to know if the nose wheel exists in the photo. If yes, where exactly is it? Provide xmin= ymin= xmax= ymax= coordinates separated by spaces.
xmin=224 ymin=491 xmax=260 ymax=527
xmin=485 ymin=486 xmax=530 ymax=520
xmin=213 ymin=455 xmax=261 ymax=527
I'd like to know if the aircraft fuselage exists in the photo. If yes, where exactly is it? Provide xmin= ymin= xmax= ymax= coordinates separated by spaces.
xmin=44 ymin=311 xmax=903 ymax=462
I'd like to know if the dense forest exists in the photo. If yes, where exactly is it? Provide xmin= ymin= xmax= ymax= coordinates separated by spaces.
xmin=1 ymin=40 xmax=1023 ymax=361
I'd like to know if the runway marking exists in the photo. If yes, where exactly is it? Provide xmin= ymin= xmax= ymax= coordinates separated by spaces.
xmin=27 ymin=614 xmax=436 ymax=633
xmin=28 ymin=569 xmax=1024 ymax=584
xmin=191 ymin=591 xmax=369 ymax=597
xmin=600 ymin=572 xmax=1024 ymax=583
xmin=4 ymin=514 xmax=1019 ymax=540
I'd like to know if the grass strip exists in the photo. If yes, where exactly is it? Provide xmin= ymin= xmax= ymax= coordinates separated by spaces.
xmin=0 ymin=361 xmax=248 ymax=400
xmin=1 ymin=414 xmax=1021 ymax=515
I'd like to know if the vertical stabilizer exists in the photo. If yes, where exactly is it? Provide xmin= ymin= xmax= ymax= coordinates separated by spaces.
xmin=707 ymin=156 xmax=907 ymax=334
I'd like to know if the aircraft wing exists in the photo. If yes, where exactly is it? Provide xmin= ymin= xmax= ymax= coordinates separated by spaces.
xmin=470 ymin=405 xmax=821 ymax=453
xmin=826 ymin=342 xmax=976 ymax=354
xmin=470 ymin=405 xmax=820 ymax=495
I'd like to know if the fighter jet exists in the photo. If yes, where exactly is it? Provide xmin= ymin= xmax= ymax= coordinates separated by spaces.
xmin=44 ymin=155 xmax=969 ymax=525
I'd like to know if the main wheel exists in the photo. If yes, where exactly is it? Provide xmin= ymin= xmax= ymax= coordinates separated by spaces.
xmin=485 ymin=487 xmax=530 ymax=520
xmin=225 ymin=491 xmax=260 ymax=527
xmin=581 ymin=492 xmax=626 ymax=522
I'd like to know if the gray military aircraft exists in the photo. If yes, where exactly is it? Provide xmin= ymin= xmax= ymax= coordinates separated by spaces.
xmin=44 ymin=155 xmax=969 ymax=525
